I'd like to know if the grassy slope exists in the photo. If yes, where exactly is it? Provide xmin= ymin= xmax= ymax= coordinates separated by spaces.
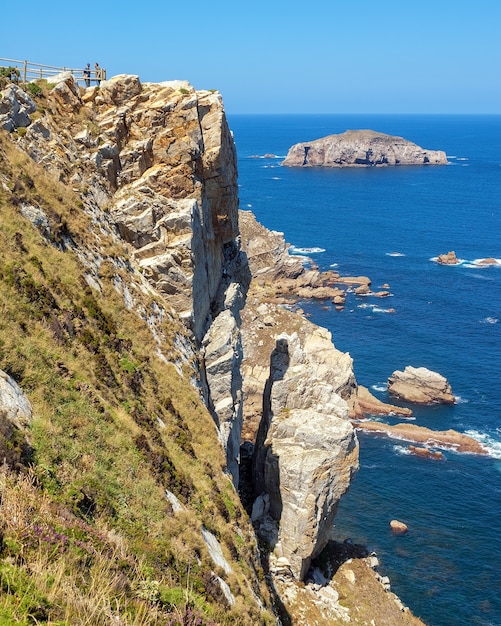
xmin=0 ymin=132 xmax=273 ymax=625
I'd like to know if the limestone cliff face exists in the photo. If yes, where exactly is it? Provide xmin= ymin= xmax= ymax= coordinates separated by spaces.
xmin=7 ymin=74 xmax=246 ymax=484
xmin=282 ymin=129 xmax=448 ymax=167
xmin=5 ymin=74 xmax=359 ymax=584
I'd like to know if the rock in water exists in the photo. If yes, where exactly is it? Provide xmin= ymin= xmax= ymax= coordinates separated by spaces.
xmin=390 ymin=520 xmax=409 ymax=534
xmin=281 ymin=129 xmax=447 ymax=167
xmin=387 ymin=366 xmax=455 ymax=404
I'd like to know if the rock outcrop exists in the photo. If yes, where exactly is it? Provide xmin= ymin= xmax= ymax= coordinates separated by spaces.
xmin=388 ymin=366 xmax=455 ymax=404
xmin=436 ymin=251 xmax=460 ymax=265
xmin=282 ymin=129 xmax=448 ymax=167
xmin=251 ymin=332 xmax=359 ymax=580
xmin=355 ymin=420 xmax=487 ymax=455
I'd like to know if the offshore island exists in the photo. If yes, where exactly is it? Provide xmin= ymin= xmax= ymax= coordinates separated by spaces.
xmin=282 ymin=129 xmax=448 ymax=167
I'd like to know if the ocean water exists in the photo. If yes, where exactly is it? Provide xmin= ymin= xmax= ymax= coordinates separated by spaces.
xmin=227 ymin=114 xmax=501 ymax=626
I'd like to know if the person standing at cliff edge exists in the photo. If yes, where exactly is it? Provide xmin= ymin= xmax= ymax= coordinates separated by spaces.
xmin=94 ymin=62 xmax=102 ymax=85
xmin=83 ymin=63 xmax=91 ymax=87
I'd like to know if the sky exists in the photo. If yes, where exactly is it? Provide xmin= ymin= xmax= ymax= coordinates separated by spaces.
xmin=3 ymin=0 xmax=500 ymax=114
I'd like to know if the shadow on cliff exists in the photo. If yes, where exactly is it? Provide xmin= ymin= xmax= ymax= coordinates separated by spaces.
xmin=243 ymin=337 xmax=292 ymax=625
xmin=309 ymin=538 xmax=371 ymax=582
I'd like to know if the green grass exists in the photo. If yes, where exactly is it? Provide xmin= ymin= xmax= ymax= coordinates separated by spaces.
xmin=0 ymin=131 xmax=274 ymax=624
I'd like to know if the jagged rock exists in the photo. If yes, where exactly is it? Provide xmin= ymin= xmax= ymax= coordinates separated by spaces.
xmin=388 ymin=365 xmax=455 ymax=404
xmin=282 ymin=130 xmax=447 ymax=167
xmin=0 ymin=84 xmax=36 ymax=131
xmin=437 ymin=251 xmax=460 ymax=265
xmin=50 ymin=73 xmax=82 ymax=111
xmin=252 ymin=332 xmax=358 ymax=580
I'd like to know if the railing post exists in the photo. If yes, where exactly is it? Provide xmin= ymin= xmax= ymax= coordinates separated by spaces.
xmin=23 ymin=60 xmax=27 ymax=84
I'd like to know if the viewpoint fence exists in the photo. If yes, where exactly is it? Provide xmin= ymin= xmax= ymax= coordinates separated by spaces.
xmin=0 ymin=57 xmax=106 ymax=86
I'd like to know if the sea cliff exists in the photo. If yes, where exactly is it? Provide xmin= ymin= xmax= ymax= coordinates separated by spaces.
xmin=0 ymin=73 xmax=426 ymax=625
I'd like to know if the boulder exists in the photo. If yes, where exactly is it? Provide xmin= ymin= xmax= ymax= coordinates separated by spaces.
xmin=390 ymin=520 xmax=408 ymax=534
xmin=282 ymin=130 xmax=447 ymax=168
xmin=0 ymin=84 xmax=36 ymax=131
xmin=388 ymin=366 xmax=455 ymax=404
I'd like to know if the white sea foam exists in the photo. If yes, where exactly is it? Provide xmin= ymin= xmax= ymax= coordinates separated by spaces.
xmin=386 ymin=252 xmax=406 ymax=257
xmin=271 ymin=176 xmax=281 ymax=180
xmin=371 ymin=383 xmax=388 ymax=392
xmin=393 ymin=445 xmax=412 ymax=456
xmin=330 ymin=263 xmax=339 ymax=268
xmin=454 ymin=395 xmax=469 ymax=404
xmin=289 ymin=246 xmax=326 ymax=255
xmin=464 ymin=430 xmax=501 ymax=459
xmin=372 ymin=306 xmax=395 ymax=314
xmin=457 ymin=157 xmax=469 ymax=161
xmin=481 ymin=316 xmax=499 ymax=324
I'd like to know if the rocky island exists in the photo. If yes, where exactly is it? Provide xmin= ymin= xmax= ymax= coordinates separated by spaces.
xmin=282 ymin=129 xmax=448 ymax=167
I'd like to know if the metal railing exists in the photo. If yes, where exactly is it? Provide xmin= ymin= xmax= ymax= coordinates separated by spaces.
xmin=0 ymin=57 xmax=106 ymax=86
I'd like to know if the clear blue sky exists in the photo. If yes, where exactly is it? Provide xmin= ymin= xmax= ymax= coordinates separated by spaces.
xmin=3 ymin=0 xmax=500 ymax=114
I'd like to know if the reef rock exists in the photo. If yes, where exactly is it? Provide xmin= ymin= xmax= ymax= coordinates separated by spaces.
xmin=388 ymin=366 xmax=455 ymax=404
xmin=408 ymin=445 xmax=444 ymax=460
xmin=355 ymin=421 xmax=487 ymax=455
xmin=437 ymin=251 xmax=460 ymax=265
xmin=282 ymin=130 xmax=447 ymax=168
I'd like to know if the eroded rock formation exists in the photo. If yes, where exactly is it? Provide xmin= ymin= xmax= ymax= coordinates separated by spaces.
xmin=251 ymin=332 xmax=359 ymax=580
xmin=388 ymin=365 xmax=455 ymax=404
xmin=355 ymin=420 xmax=487 ymax=455
xmin=282 ymin=129 xmax=448 ymax=167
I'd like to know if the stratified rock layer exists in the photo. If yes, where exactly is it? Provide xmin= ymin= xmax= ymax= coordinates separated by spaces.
xmin=282 ymin=129 xmax=447 ymax=167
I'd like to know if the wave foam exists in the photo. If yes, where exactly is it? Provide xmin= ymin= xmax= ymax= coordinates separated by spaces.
xmin=481 ymin=317 xmax=499 ymax=324
xmin=393 ymin=445 xmax=412 ymax=456
xmin=386 ymin=252 xmax=406 ymax=257
xmin=371 ymin=383 xmax=388 ymax=393
xmin=289 ymin=246 xmax=326 ymax=255
xmin=464 ymin=430 xmax=501 ymax=459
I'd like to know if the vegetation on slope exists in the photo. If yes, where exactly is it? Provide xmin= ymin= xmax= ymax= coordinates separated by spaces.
xmin=0 ymin=131 xmax=273 ymax=625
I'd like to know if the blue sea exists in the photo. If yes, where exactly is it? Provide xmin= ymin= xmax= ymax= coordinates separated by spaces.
xmin=227 ymin=114 xmax=501 ymax=626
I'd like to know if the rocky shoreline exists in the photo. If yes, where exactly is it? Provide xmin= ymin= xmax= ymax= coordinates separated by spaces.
xmin=1 ymin=73 xmax=459 ymax=624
